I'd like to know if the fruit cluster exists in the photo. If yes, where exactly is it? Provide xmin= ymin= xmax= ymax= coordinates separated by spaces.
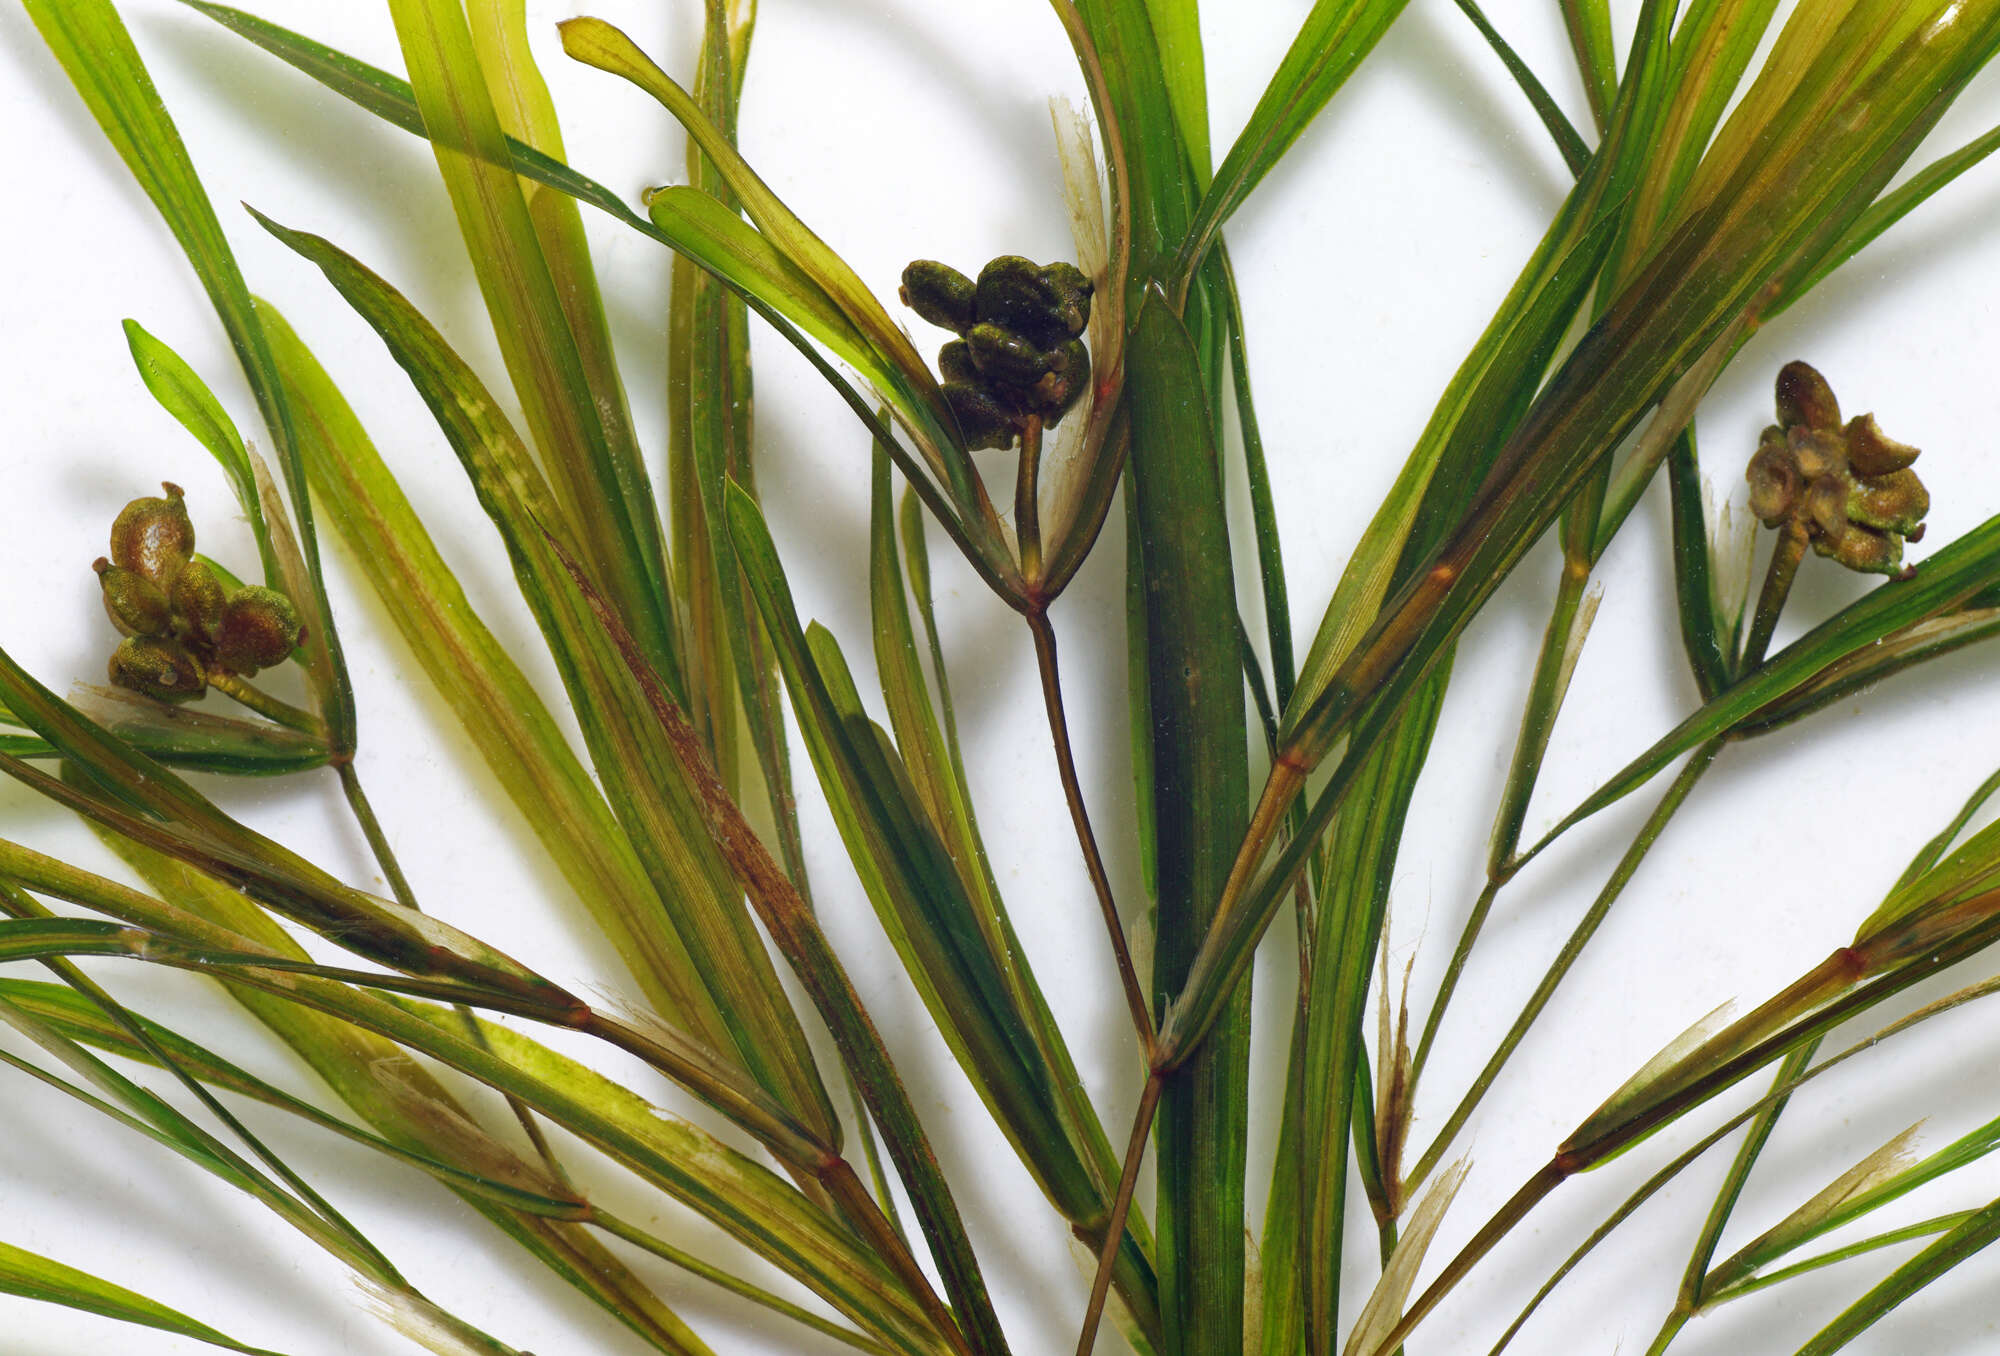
xmin=1746 ymin=361 xmax=1929 ymax=575
xmin=94 ymin=483 xmax=305 ymax=703
xmin=899 ymin=256 xmax=1094 ymax=450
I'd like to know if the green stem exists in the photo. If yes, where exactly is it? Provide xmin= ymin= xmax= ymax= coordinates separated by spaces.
xmin=1741 ymin=520 xmax=1808 ymax=669
xmin=207 ymin=670 xmax=323 ymax=733
xmin=1017 ymin=417 xmax=1044 ymax=584
xmin=1407 ymin=740 xmax=1722 ymax=1193
xmin=1702 ymin=1213 xmax=1976 ymax=1307
xmin=338 ymin=762 xmax=571 ymax=1185
xmin=335 ymin=762 xmax=418 ymax=910
xmin=1411 ymin=552 xmax=1594 ymax=1090
xmin=593 ymin=1210 xmax=891 ymax=1355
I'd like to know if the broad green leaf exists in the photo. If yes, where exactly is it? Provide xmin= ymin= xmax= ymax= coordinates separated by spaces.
xmin=384 ymin=0 xmax=679 ymax=687
xmin=1128 ymin=289 xmax=1249 ymax=1356
xmin=24 ymin=0 xmax=353 ymax=749
xmin=0 ymin=1235 xmax=289 ymax=1355
xmin=120 ymin=319 xmax=280 ymax=588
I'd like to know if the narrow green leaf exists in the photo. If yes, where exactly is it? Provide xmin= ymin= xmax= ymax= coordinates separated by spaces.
xmin=1781 ymin=119 xmax=2000 ymax=312
xmin=0 ymin=978 xmax=585 ymax=1220
xmin=1176 ymin=0 xmax=1412 ymax=277
xmin=1451 ymin=0 xmax=1590 ymax=174
xmin=90 ymin=828 xmax=717 ymax=1356
xmin=1665 ymin=432 xmax=1734 ymax=696
xmin=1128 ymin=289 xmax=1250 ymax=1356
xmin=1 ymin=688 xmax=328 ymax=777
xmin=384 ymin=0 xmax=679 ymax=688
xmin=1791 ymin=1200 xmax=2000 ymax=1356
xmin=1142 ymin=0 xmax=1210 ymax=183
xmin=120 ymin=319 xmax=280 ymax=588
xmin=1558 ymin=0 xmax=1617 ymax=131
xmin=1530 ymin=517 xmax=2000 ymax=856
xmin=557 ymin=18 xmax=979 ymax=510
xmin=1293 ymin=672 xmax=1445 ymax=1354
xmin=550 ymin=517 xmax=1008 ymax=1356
xmin=180 ymin=1 xmax=1015 ymax=594
xmin=0 ymin=1236 xmax=290 ymax=1355
xmin=258 ymin=298 xmax=738 ymax=1095
xmin=0 ymin=840 xmax=940 ymax=1356
xmin=0 ymin=652 xmax=569 ymax=1012
xmin=871 ymin=454 xmax=1160 ymax=1342
xmin=257 ymin=214 xmax=839 ymax=1144
xmin=24 ymin=0 xmax=353 ymax=748
xmin=464 ymin=0 xmax=667 ymax=648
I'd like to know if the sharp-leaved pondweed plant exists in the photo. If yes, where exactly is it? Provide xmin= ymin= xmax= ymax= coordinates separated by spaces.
xmin=7 ymin=0 xmax=2000 ymax=1352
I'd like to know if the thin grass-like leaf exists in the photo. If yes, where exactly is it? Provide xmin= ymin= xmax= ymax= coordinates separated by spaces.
xmin=24 ymin=0 xmax=353 ymax=748
xmin=1790 ymin=1200 xmax=2000 ymax=1355
xmin=120 ymin=319 xmax=280 ymax=587
xmin=384 ymin=0 xmax=679 ymax=687
xmin=0 ymin=1236 xmax=291 ymax=1356
xmin=256 ymin=214 xmax=838 ymax=1143
xmin=1174 ymin=0 xmax=1412 ymax=279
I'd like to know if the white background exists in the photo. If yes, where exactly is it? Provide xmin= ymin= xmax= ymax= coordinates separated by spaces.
xmin=4 ymin=1 xmax=2000 ymax=1352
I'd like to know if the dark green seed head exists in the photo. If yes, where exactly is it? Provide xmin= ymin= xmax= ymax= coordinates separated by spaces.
xmin=899 ymin=260 xmax=978 ymax=334
xmin=974 ymin=256 xmax=1089 ymax=343
xmin=108 ymin=635 xmax=206 ymax=704
xmin=1032 ymin=339 xmax=1092 ymax=422
xmin=943 ymin=382 xmax=1016 ymax=451
xmin=966 ymin=322 xmax=1054 ymax=388
xmin=109 ymin=481 xmax=195 ymax=585
xmin=938 ymin=339 xmax=978 ymax=387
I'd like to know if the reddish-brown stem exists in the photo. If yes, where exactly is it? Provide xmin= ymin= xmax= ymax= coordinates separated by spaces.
xmin=1027 ymin=608 xmax=1155 ymax=1052
xmin=1074 ymin=1072 xmax=1163 ymax=1356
